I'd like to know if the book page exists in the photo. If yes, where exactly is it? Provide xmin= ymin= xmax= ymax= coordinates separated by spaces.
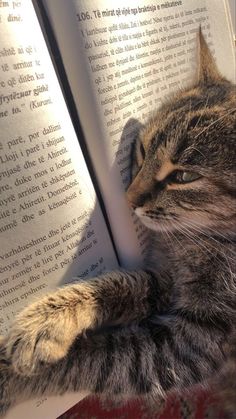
xmin=43 ymin=0 xmax=235 ymax=269
xmin=5 ymin=392 xmax=89 ymax=419
xmin=228 ymin=0 xmax=236 ymax=41
xmin=0 ymin=1 xmax=118 ymax=417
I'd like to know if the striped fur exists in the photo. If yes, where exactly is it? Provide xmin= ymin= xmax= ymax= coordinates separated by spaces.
xmin=0 ymin=32 xmax=235 ymax=416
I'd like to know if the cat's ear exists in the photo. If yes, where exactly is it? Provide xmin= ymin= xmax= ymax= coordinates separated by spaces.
xmin=198 ymin=27 xmax=224 ymax=85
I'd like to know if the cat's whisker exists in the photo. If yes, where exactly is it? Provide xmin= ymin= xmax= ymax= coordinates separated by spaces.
xmin=159 ymin=224 xmax=173 ymax=246
xmin=193 ymin=94 xmax=210 ymax=130
xmin=174 ymin=221 xmax=208 ymax=255
xmin=181 ymin=220 xmax=235 ymax=275
xmin=190 ymin=221 xmax=235 ymax=246
xmin=178 ymin=220 xmax=235 ymax=266
xmin=179 ymin=217 xmax=236 ymax=256
xmin=194 ymin=107 xmax=236 ymax=139
xmin=183 ymin=146 xmax=207 ymax=159
xmin=179 ymin=218 xmax=236 ymax=257
xmin=166 ymin=227 xmax=186 ymax=252
xmin=174 ymin=221 xmax=227 ymax=264
xmin=169 ymin=218 xmax=193 ymax=250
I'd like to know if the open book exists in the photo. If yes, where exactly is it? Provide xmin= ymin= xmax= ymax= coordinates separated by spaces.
xmin=1 ymin=0 xmax=234 ymax=417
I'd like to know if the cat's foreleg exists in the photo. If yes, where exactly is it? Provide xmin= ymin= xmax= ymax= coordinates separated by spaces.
xmin=4 ymin=270 xmax=162 ymax=375
xmin=1 ymin=318 xmax=225 ymax=417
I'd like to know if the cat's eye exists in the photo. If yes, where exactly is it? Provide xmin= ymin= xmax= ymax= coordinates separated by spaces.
xmin=170 ymin=170 xmax=202 ymax=184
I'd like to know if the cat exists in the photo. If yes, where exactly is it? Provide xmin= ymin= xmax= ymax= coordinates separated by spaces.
xmin=0 ymin=30 xmax=235 ymax=417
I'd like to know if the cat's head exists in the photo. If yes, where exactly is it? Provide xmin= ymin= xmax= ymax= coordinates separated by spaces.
xmin=126 ymin=31 xmax=236 ymax=235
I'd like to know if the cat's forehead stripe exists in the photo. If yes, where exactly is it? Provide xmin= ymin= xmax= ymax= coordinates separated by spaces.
xmin=155 ymin=160 xmax=178 ymax=182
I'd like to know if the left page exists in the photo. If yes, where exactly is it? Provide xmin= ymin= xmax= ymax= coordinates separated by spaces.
xmin=0 ymin=1 xmax=118 ymax=417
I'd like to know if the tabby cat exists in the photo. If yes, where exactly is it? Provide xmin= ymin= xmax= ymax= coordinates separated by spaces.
xmin=0 ymin=31 xmax=235 ymax=416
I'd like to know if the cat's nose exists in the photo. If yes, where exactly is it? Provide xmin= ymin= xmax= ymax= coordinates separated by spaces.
xmin=126 ymin=189 xmax=138 ymax=210
xmin=126 ymin=183 xmax=140 ymax=209
xmin=126 ymin=187 xmax=151 ymax=210
xmin=127 ymin=197 xmax=137 ymax=210
xmin=126 ymin=175 xmax=153 ymax=209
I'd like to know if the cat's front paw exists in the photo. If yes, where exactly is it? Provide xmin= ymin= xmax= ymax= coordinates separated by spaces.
xmin=5 ymin=295 xmax=79 ymax=375
xmin=0 ymin=371 xmax=11 ymax=418
xmin=0 ymin=339 xmax=15 ymax=417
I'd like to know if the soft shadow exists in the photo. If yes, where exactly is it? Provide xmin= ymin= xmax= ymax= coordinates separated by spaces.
xmin=59 ymin=117 xmax=147 ymax=285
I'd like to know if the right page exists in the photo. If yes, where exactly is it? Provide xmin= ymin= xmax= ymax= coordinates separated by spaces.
xmin=42 ymin=0 xmax=235 ymax=268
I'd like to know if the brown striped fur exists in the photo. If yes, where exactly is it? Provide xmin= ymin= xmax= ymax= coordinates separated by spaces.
xmin=0 ymin=31 xmax=235 ymax=417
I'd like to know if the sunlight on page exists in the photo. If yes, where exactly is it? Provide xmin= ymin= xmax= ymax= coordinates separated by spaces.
xmin=0 ymin=0 xmax=117 ymax=332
